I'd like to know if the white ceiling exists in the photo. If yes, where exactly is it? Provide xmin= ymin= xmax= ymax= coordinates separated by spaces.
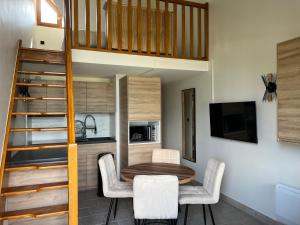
xmin=73 ymin=62 xmax=208 ymax=83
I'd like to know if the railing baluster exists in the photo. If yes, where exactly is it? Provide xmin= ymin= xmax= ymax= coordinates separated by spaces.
xmin=147 ymin=0 xmax=151 ymax=54
xmin=173 ymin=3 xmax=177 ymax=57
xmin=85 ymin=0 xmax=90 ymax=48
xmin=107 ymin=0 xmax=112 ymax=50
xmin=198 ymin=7 xmax=202 ymax=59
xmin=97 ymin=0 xmax=101 ymax=48
xmin=128 ymin=0 xmax=132 ymax=53
xmin=182 ymin=5 xmax=186 ymax=58
xmin=204 ymin=3 xmax=209 ymax=60
xmin=190 ymin=6 xmax=194 ymax=58
xmin=164 ymin=0 xmax=169 ymax=55
xmin=118 ymin=0 xmax=122 ymax=51
xmin=137 ymin=0 xmax=142 ymax=53
xmin=156 ymin=0 xmax=160 ymax=56
xmin=74 ymin=0 xmax=78 ymax=48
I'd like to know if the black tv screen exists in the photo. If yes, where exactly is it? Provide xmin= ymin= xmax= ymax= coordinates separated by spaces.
xmin=209 ymin=101 xmax=258 ymax=143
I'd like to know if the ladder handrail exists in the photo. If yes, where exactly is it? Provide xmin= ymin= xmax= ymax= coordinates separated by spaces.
xmin=0 ymin=40 xmax=22 ymax=192
xmin=64 ymin=0 xmax=79 ymax=225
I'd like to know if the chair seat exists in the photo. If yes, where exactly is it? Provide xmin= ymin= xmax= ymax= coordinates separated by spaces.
xmin=179 ymin=186 xmax=217 ymax=205
xmin=106 ymin=182 xmax=133 ymax=198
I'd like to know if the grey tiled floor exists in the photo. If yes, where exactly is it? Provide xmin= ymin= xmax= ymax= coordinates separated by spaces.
xmin=79 ymin=190 xmax=267 ymax=225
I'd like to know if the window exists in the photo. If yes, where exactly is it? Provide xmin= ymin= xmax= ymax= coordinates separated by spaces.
xmin=37 ymin=0 xmax=63 ymax=28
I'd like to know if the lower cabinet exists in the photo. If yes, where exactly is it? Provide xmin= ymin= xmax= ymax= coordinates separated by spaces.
xmin=78 ymin=142 xmax=116 ymax=191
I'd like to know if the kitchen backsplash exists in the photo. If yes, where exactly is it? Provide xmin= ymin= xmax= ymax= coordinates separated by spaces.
xmin=29 ymin=113 xmax=115 ymax=143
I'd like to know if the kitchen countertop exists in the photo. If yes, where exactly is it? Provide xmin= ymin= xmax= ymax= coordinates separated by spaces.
xmin=76 ymin=137 xmax=116 ymax=144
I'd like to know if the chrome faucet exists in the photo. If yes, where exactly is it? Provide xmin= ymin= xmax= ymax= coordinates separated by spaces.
xmin=84 ymin=115 xmax=97 ymax=134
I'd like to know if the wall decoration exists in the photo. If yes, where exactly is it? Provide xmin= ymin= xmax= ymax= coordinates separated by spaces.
xmin=262 ymin=73 xmax=277 ymax=102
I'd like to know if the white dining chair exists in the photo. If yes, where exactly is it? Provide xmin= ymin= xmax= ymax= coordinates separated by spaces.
xmin=133 ymin=175 xmax=179 ymax=225
xmin=152 ymin=148 xmax=180 ymax=164
xmin=179 ymin=158 xmax=225 ymax=225
xmin=98 ymin=154 xmax=133 ymax=225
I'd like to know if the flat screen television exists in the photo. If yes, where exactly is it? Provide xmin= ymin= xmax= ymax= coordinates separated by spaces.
xmin=209 ymin=101 xmax=258 ymax=143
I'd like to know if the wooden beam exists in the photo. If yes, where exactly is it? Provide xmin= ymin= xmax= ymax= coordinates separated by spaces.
xmin=173 ymin=3 xmax=177 ymax=57
xmin=0 ymin=40 xmax=22 ymax=194
xmin=156 ymin=0 xmax=160 ymax=56
xmin=182 ymin=5 xmax=186 ymax=57
xmin=128 ymin=0 xmax=132 ymax=53
xmin=204 ymin=3 xmax=209 ymax=60
xmin=197 ymin=8 xmax=202 ymax=59
xmin=190 ymin=7 xmax=194 ymax=58
xmin=85 ymin=0 xmax=91 ymax=47
xmin=147 ymin=0 xmax=151 ymax=54
xmin=107 ymin=0 xmax=112 ymax=50
xmin=137 ymin=0 xmax=142 ymax=53
xmin=164 ymin=0 xmax=169 ymax=55
xmin=97 ymin=0 xmax=101 ymax=48
xmin=68 ymin=144 xmax=78 ymax=225
xmin=74 ymin=0 xmax=79 ymax=48
xmin=118 ymin=0 xmax=122 ymax=51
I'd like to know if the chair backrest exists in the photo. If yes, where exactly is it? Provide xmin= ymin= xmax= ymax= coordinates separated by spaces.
xmin=203 ymin=158 xmax=225 ymax=203
xmin=133 ymin=175 xmax=179 ymax=219
xmin=152 ymin=149 xmax=180 ymax=164
xmin=98 ymin=154 xmax=118 ymax=197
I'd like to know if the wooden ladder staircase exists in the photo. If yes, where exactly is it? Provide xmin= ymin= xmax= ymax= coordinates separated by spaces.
xmin=0 ymin=28 xmax=78 ymax=225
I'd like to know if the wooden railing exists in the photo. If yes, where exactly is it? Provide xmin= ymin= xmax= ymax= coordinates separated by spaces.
xmin=72 ymin=0 xmax=209 ymax=60
xmin=64 ymin=1 xmax=78 ymax=225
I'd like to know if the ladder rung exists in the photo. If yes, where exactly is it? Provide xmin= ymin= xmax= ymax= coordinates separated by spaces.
xmin=14 ymin=97 xmax=66 ymax=101
xmin=12 ymin=112 xmax=66 ymax=116
xmin=20 ymin=47 xmax=65 ymax=54
xmin=0 ymin=204 xmax=68 ymax=221
xmin=1 ymin=181 xmax=68 ymax=197
xmin=19 ymin=59 xmax=65 ymax=65
xmin=5 ymin=161 xmax=68 ymax=172
xmin=7 ymin=144 xmax=68 ymax=151
xmin=16 ymin=83 xmax=66 ymax=88
xmin=10 ymin=128 xmax=67 ymax=132
xmin=18 ymin=71 xmax=66 ymax=76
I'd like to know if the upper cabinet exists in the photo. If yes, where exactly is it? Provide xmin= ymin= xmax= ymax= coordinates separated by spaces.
xmin=127 ymin=76 xmax=161 ymax=121
xmin=74 ymin=80 xmax=115 ymax=113
xmin=277 ymin=37 xmax=300 ymax=143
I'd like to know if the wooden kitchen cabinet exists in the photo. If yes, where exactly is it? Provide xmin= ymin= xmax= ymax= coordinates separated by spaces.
xmin=27 ymin=80 xmax=66 ymax=112
xmin=119 ymin=76 xmax=162 ymax=168
xmin=78 ymin=142 xmax=116 ymax=190
xmin=73 ymin=81 xmax=114 ymax=113
xmin=74 ymin=81 xmax=87 ymax=113
xmin=127 ymin=76 xmax=161 ymax=121
xmin=46 ymin=80 xmax=66 ymax=112
xmin=86 ymin=81 xmax=115 ymax=113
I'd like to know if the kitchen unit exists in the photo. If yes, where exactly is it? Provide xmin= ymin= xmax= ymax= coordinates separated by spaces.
xmin=77 ymin=141 xmax=116 ymax=190
xmin=74 ymin=80 xmax=115 ymax=113
xmin=120 ymin=76 xmax=161 ymax=168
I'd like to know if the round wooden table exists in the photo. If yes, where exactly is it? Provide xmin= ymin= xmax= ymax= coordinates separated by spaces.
xmin=121 ymin=163 xmax=195 ymax=184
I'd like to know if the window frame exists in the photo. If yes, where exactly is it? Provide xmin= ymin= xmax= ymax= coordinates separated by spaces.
xmin=36 ymin=0 xmax=63 ymax=28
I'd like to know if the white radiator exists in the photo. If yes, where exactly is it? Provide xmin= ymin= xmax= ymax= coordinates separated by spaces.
xmin=276 ymin=183 xmax=300 ymax=225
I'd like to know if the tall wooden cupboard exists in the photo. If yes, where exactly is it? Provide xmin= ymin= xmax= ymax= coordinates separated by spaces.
xmin=120 ymin=76 xmax=161 ymax=168
xmin=277 ymin=37 xmax=300 ymax=143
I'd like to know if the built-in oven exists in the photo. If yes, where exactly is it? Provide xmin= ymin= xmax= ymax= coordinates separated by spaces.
xmin=129 ymin=125 xmax=152 ymax=143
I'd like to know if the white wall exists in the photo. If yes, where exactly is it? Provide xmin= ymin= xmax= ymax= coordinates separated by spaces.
xmin=32 ymin=26 xmax=64 ymax=50
xmin=162 ymin=0 xmax=300 ymax=221
xmin=0 ymin=0 xmax=35 ymax=158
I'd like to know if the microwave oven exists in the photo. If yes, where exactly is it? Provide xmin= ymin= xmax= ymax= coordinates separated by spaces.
xmin=130 ymin=125 xmax=154 ymax=143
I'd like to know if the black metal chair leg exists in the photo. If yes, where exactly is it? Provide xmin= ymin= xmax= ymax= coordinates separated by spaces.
xmin=202 ymin=205 xmax=206 ymax=225
xmin=113 ymin=198 xmax=118 ymax=219
xmin=208 ymin=205 xmax=216 ymax=225
xmin=184 ymin=204 xmax=189 ymax=225
xmin=106 ymin=198 xmax=114 ymax=225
